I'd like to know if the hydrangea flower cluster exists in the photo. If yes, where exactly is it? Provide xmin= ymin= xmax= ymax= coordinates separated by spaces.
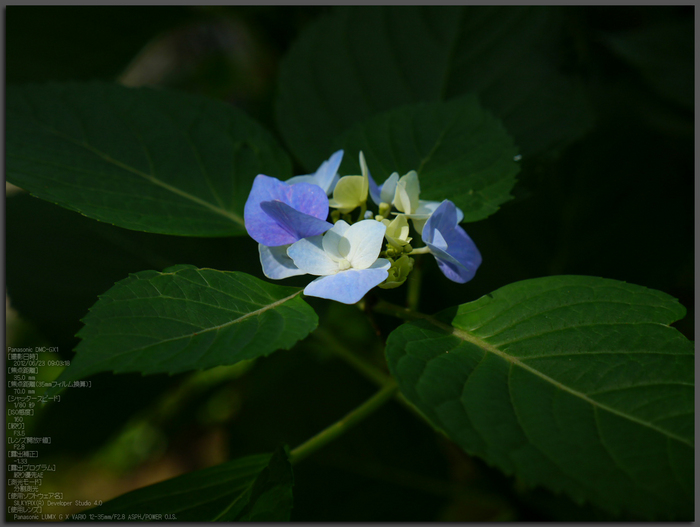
xmin=244 ymin=150 xmax=482 ymax=304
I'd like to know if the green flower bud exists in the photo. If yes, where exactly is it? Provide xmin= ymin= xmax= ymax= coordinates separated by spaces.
xmin=378 ymin=202 xmax=393 ymax=218
xmin=379 ymin=255 xmax=414 ymax=289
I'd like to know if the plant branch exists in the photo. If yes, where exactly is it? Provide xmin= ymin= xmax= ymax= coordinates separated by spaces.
xmin=312 ymin=328 xmax=390 ymax=388
xmin=406 ymin=256 xmax=423 ymax=311
xmin=312 ymin=320 xmax=438 ymax=429
xmin=290 ymin=381 xmax=398 ymax=465
xmin=372 ymin=299 xmax=432 ymax=322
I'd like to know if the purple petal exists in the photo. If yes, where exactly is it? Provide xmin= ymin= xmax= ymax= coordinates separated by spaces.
xmin=303 ymin=267 xmax=389 ymax=304
xmin=244 ymin=175 xmax=330 ymax=246
xmin=261 ymin=201 xmax=332 ymax=242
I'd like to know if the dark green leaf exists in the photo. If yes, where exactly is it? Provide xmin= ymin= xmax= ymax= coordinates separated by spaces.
xmin=230 ymin=446 xmax=295 ymax=521
xmin=7 ymin=82 xmax=291 ymax=236
xmin=6 ymin=193 xmax=263 ymax=353
xmin=336 ymin=96 xmax=519 ymax=222
xmin=385 ymin=275 xmax=693 ymax=520
xmin=79 ymin=447 xmax=293 ymax=521
xmin=47 ymin=267 xmax=317 ymax=396
xmin=276 ymin=6 xmax=593 ymax=169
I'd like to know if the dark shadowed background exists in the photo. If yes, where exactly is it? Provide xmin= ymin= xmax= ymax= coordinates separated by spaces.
xmin=6 ymin=6 xmax=693 ymax=521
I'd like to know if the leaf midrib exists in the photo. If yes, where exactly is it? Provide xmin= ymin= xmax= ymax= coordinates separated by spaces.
xmin=19 ymin=114 xmax=244 ymax=227
xmin=75 ymin=289 xmax=304 ymax=374
xmin=423 ymin=315 xmax=693 ymax=447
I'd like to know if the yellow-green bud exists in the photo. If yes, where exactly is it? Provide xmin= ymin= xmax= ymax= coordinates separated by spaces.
xmin=379 ymin=255 xmax=414 ymax=289
xmin=378 ymin=202 xmax=392 ymax=218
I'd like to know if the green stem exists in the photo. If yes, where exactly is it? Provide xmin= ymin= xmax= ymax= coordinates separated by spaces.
xmin=372 ymin=299 xmax=431 ymax=322
xmin=312 ymin=328 xmax=390 ymax=388
xmin=409 ymin=246 xmax=431 ymax=255
xmin=290 ymin=381 xmax=398 ymax=465
xmin=406 ymin=257 xmax=423 ymax=311
xmin=312 ymin=325 xmax=436 ymax=428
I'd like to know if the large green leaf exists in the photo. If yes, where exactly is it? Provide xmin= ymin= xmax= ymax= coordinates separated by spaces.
xmin=7 ymin=82 xmax=291 ymax=236
xmin=77 ymin=447 xmax=293 ymax=521
xmin=47 ymin=266 xmax=317 ymax=396
xmin=385 ymin=276 xmax=693 ymax=520
xmin=6 ymin=193 xmax=263 ymax=354
xmin=335 ymin=97 xmax=519 ymax=222
xmin=276 ymin=6 xmax=593 ymax=169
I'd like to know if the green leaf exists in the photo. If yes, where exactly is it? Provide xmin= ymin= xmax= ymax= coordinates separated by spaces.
xmin=47 ymin=267 xmax=317 ymax=396
xmin=6 ymin=193 xmax=263 ymax=353
xmin=385 ymin=276 xmax=693 ymax=520
xmin=7 ymin=82 xmax=291 ymax=236
xmin=335 ymin=96 xmax=519 ymax=222
xmin=276 ymin=6 xmax=593 ymax=169
xmin=78 ymin=446 xmax=293 ymax=521
xmin=232 ymin=446 xmax=295 ymax=522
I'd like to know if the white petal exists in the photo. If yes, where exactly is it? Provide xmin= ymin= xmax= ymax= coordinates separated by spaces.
xmin=369 ymin=258 xmax=391 ymax=271
xmin=321 ymin=220 xmax=351 ymax=261
xmin=380 ymin=172 xmax=399 ymax=205
xmin=285 ymin=174 xmax=317 ymax=186
xmin=395 ymin=171 xmax=420 ymax=213
xmin=415 ymin=200 xmax=440 ymax=216
xmin=342 ymin=220 xmax=387 ymax=270
xmin=259 ymin=244 xmax=307 ymax=280
xmin=394 ymin=181 xmax=411 ymax=213
xmin=359 ymin=151 xmax=369 ymax=179
xmin=287 ymin=236 xmax=339 ymax=276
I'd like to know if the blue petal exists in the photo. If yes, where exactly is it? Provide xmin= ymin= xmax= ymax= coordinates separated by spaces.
xmin=423 ymin=200 xmax=482 ymax=284
xmin=426 ymin=228 xmax=481 ymax=283
xmin=244 ymin=175 xmax=330 ymax=246
xmin=287 ymin=150 xmax=344 ymax=195
xmin=367 ymin=169 xmax=382 ymax=206
xmin=259 ymin=244 xmax=307 ymax=280
xmin=303 ymin=267 xmax=390 ymax=304
xmin=261 ymin=201 xmax=332 ymax=242
xmin=313 ymin=149 xmax=343 ymax=195
xmin=422 ymin=200 xmax=459 ymax=239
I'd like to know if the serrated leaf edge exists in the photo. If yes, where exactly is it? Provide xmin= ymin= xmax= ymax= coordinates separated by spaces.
xmin=421 ymin=315 xmax=693 ymax=448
